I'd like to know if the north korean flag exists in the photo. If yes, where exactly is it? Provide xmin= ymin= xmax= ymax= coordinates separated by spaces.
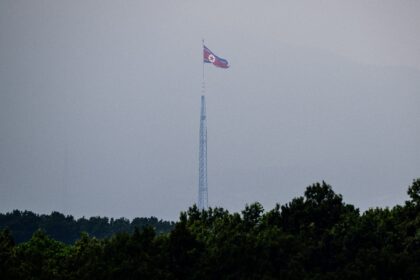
xmin=203 ymin=45 xmax=229 ymax=69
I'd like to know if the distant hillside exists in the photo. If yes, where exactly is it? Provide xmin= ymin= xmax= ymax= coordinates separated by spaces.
xmin=0 ymin=210 xmax=174 ymax=244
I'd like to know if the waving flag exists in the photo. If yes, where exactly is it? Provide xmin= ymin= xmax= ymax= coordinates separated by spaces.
xmin=203 ymin=45 xmax=229 ymax=69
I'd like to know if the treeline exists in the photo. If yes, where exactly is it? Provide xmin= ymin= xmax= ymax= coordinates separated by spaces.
xmin=1 ymin=179 xmax=419 ymax=279
xmin=0 ymin=210 xmax=174 ymax=244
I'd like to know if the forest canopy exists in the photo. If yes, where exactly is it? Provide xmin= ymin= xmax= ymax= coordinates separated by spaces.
xmin=1 ymin=179 xmax=419 ymax=279
xmin=0 ymin=210 xmax=174 ymax=244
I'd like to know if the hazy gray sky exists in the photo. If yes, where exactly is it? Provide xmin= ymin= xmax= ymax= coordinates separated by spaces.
xmin=1 ymin=1 xmax=419 ymax=220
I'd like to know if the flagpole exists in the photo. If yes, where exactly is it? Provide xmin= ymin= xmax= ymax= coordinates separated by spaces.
xmin=202 ymin=38 xmax=205 ymax=95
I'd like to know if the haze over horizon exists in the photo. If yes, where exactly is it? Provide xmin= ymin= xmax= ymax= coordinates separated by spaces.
xmin=1 ymin=1 xmax=419 ymax=220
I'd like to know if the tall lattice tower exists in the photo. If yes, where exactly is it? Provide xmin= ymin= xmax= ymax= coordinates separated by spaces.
xmin=198 ymin=95 xmax=208 ymax=210
xmin=199 ymin=41 xmax=228 ymax=210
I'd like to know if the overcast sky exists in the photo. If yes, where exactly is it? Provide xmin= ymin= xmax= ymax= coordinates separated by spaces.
xmin=1 ymin=1 xmax=419 ymax=220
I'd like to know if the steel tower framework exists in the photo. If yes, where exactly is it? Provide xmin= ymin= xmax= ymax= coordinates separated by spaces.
xmin=198 ymin=95 xmax=208 ymax=210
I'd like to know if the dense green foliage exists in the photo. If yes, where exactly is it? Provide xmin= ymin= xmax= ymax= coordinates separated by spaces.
xmin=0 ymin=210 xmax=174 ymax=244
xmin=1 ymin=179 xmax=419 ymax=279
